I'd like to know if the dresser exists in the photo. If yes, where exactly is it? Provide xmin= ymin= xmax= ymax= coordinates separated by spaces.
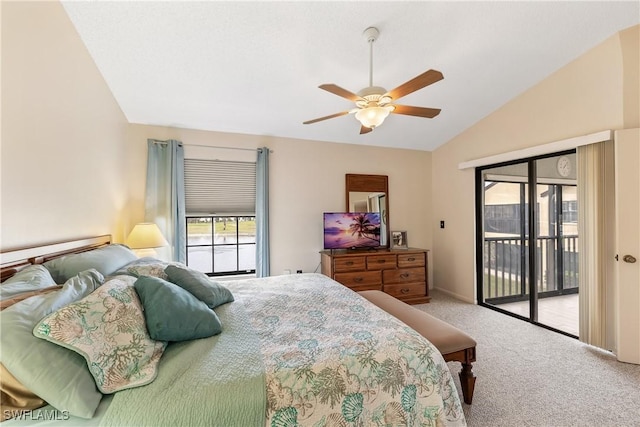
xmin=320 ymin=248 xmax=430 ymax=304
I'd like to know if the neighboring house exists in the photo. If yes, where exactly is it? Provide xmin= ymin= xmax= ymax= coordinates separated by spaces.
xmin=2 ymin=0 xmax=638 ymax=312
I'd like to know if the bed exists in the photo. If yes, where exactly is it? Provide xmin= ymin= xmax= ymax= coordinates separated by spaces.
xmin=1 ymin=236 xmax=466 ymax=426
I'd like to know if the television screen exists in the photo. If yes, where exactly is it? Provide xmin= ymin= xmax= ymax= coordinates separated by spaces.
xmin=323 ymin=212 xmax=381 ymax=249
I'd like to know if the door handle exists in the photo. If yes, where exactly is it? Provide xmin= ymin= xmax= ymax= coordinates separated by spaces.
xmin=623 ymin=255 xmax=637 ymax=264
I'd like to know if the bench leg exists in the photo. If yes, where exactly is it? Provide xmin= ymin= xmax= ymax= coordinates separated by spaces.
xmin=458 ymin=362 xmax=476 ymax=404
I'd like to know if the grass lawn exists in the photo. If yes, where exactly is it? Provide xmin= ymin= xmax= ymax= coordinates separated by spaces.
xmin=483 ymin=273 xmax=527 ymax=299
xmin=188 ymin=219 xmax=256 ymax=236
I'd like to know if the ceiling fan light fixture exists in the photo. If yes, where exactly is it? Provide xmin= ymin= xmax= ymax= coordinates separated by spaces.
xmin=303 ymin=26 xmax=443 ymax=133
xmin=355 ymin=106 xmax=390 ymax=129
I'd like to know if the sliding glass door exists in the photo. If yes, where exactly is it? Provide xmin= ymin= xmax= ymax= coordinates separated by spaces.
xmin=477 ymin=152 xmax=579 ymax=336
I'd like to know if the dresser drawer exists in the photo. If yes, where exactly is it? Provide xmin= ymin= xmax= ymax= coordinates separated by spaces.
xmin=383 ymin=267 xmax=425 ymax=284
xmin=334 ymin=271 xmax=381 ymax=288
xmin=366 ymin=255 xmax=397 ymax=270
xmin=334 ymin=256 xmax=366 ymax=272
xmin=383 ymin=282 xmax=426 ymax=299
xmin=398 ymin=253 xmax=425 ymax=268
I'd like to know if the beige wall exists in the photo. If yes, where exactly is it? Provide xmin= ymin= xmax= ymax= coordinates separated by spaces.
xmin=127 ymin=125 xmax=433 ymax=280
xmin=432 ymin=25 xmax=639 ymax=302
xmin=620 ymin=27 xmax=640 ymax=128
xmin=1 ymin=1 xmax=131 ymax=249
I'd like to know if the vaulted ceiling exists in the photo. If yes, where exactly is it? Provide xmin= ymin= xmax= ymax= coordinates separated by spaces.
xmin=62 ymin=1 xmax=639 ymax=151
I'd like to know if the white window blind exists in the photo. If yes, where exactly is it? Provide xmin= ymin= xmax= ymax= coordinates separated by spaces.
xmin=184 ymin=159 xmax=256 ymax=215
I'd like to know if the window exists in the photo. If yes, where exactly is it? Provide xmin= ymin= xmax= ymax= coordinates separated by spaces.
xmin=485 ymin=203 xmax=517 ymax=233
xmin=562 ymin=200 xmax=578 ymax=223
xmin=484 ymin=203 xmax=527 ymax=235
xmin=184 ymin=159 xmax=256 ymax=276
xmin=186 ymin=216 xmax=255 ymax=275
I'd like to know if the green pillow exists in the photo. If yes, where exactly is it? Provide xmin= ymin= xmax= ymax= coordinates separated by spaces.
xmin=1 ymin=265 xmax=57 ymax=300
xmin=44 ymin=244 xmax=137 ymax=283
xmin=134 ymin=276 xmax=222 ymax=341
xmin=1 ymin=269 xmax=105 ymax=418
xmin=164 ymin=265 xmax=234 ymax=309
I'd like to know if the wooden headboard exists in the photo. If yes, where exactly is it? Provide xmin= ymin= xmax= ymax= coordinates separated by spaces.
xmin=0 ymin=235 xmax=112 ymax=281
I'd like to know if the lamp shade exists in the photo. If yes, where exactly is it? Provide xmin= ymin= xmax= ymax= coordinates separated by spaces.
xmin=126 ymin=223 xmax=169 ymax=249
xmin=355 ymin=106 xmax=391 ymax=129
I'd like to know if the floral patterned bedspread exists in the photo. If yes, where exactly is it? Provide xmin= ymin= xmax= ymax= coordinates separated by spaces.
xmin=226 ymin=273 xmax=466 ymax=427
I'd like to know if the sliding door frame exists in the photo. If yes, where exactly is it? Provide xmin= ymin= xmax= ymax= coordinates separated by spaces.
xmin=527 ymin=160 xmax=539 ymax=323
xmin=475 ymin=149 xmax=577 ymax=338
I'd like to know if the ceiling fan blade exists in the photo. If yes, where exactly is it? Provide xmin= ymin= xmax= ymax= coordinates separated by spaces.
xmin=319 ymin=84 xmax=363 ymax=102
xmin=391 ymin=104 xmax=441 ymax=118
xmin=303 ymin=111 xmax=351 ymax=125
xmin=359 ymin=125 xmax=373 ymax=135
xmin=384 ymin=69 xmax=443 ymax=101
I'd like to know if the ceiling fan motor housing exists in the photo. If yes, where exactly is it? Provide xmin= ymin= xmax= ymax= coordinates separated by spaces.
xmin=357 ymin=86 xmax=387 ymax=98
xmin=356 ymin=86 xmax=393 ymax=109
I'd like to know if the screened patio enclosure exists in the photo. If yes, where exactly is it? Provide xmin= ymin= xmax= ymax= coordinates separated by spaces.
xmin=477 ymin=152 xmax=579 ymax=337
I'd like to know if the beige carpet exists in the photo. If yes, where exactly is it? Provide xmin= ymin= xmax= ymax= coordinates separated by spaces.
xmin=414 ymin=290 xmax=640 ymax=427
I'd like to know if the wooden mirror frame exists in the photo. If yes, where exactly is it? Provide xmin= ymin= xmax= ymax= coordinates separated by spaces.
xmin=345 ymin=174 xmax=389 ymax=248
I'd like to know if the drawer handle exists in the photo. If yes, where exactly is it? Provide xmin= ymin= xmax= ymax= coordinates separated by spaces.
xmin=345 ymin=261 xmax=354 ymax=266
xmin=400 ymin=273 xmax=410 ymax=279
xmin=377 ymin=260 xmax=386 ymax=264
xmin=354 ymin=277 xmax=363 ymax=283
xmin=401 ymin=288 xmax=410 ymax=294
xmin=407 ymin=257 xmax=415 ymax=261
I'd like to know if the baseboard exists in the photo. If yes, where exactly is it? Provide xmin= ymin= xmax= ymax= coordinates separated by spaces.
xmin=433 ymin=287 xmax=477 ymax=304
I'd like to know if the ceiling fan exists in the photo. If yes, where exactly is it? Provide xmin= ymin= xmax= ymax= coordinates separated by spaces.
xmin=303 ymin=27 xmax=443 ymax=134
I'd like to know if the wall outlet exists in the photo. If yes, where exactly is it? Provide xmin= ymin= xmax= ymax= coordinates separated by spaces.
xmin=296 ymin=270 xmax=303 ymax=274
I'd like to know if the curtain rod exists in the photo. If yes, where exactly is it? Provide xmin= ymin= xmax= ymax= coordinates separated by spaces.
xmin=185 ymin=143 xmax=267 ymax=152
xmin=151 ymin=140 xmax=272 ymax=153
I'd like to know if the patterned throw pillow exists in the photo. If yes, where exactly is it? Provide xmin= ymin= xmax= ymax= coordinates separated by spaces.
xmin=125 ymin=262 xmax=170 ymax=280
xmin=113 ymin=258 xmax=186 ymax=281
xmin=1 ymin=269 xmax=105 ymax=419
xmin=32 ymin=276 xmax=166 ymax=394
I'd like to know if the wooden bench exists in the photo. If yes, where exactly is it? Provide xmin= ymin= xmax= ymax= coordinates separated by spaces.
xmin=359 ymin=290 xmax=477 ymax=404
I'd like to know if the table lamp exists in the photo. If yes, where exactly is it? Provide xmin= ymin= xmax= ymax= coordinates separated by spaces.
xmin=126 ymin=223 xmax=169 ymax=257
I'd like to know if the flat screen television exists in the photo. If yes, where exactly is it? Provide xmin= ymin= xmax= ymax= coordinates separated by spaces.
xmin=323 ymin=212 xmax=381 ymax=250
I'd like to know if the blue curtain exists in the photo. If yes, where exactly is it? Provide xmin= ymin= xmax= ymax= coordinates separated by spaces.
xmin=145 ymin=139 xmax=186 ymax=263
xmin=256 ymin=147 xmax=270 ymax=277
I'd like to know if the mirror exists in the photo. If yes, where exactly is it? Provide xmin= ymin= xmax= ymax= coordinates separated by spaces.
xmin=346 ymin=174 xmax=389 ymax=247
